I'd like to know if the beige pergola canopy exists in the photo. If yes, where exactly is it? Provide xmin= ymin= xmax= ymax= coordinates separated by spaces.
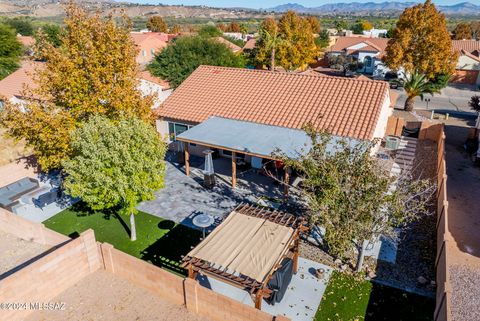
xmin=182 ymin=203 xmax=308 ymax=310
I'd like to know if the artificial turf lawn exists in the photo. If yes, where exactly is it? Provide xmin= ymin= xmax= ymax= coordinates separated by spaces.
xmin=43 ymin=203 xmax=202 ymax=275
xmin=315 ymin=271 xmax=435 ymax=321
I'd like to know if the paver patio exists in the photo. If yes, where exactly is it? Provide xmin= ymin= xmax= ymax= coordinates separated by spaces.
xmin=137 ymin=152 xmax=303 ymax=228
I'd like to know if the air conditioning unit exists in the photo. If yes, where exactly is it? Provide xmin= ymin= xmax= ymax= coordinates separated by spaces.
xmin=385 ymin=136 xmax=401 ymax=150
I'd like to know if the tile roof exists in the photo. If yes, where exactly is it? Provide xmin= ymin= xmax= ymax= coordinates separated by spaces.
xmin=452 ymin=40 xmax=480 ymax=53
xmin=243 ymin=38 xmax=256 ymax=50
xmin=17 ymin=35 xmax=35 ymax=47
xmin=215 ymin=37 xmax=242 ymax=53
xmin=0 ymin=61 xmax=41 ymax=99
xmin=138 ymin=70 xmax=171 ymax=89
xmin=328 ymin=36 xmax=389 ymax=54
xmin=156 ymin=66 xmax=390 ymax=140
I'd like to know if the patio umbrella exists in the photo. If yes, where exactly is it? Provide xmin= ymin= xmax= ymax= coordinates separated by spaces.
xmin=203 ymin=149 xmax=215 ymax=188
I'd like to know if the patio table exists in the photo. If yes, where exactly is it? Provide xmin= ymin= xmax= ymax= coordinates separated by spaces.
xmin=192 ymin=213 xmax=214 ymax=238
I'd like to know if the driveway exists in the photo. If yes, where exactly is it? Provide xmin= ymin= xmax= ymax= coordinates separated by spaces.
xmin=393 ymin=84 xmax=478 ymax=112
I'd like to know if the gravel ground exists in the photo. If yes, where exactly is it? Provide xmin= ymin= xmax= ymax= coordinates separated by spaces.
xmin=26 ymin=270 xmax=210 ymax=321
xmin=449 ymin=264 xmax=480 ymax=321
xmin=0 ymin=230 xmax=49 ymax=276
xmin=300 ymin=139 xmax=439 ymax=297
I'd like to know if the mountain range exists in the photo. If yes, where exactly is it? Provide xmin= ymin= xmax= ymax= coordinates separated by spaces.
xmin=268 ymin=2 xmax=480 ymax=15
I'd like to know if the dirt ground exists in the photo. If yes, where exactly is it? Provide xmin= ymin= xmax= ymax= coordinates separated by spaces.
xmin=0 ymin=230 xmax=49 ymax=276
xmin=26 ymin=270 xmax=211 ymax=321
xmin=444 ymin=123 xmax=480 ymax=264
xmin=0 ymin=127 xmax=31 ymax=166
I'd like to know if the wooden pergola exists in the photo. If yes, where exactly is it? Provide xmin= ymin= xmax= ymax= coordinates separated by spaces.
xmin=181 ymin=203 xmax=308 ymax=310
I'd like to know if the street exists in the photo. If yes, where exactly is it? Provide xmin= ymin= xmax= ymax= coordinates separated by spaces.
xmin=393 ymin=84 xmax=478 ymax=113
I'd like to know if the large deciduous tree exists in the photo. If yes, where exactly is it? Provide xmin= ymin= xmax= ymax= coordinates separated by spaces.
xmin=1 ymin=3 xmax=152 ymax=170
xmin=0 ymin=23 xmax=22 ymax=79
xmin=278 ymin=128 xmax=435 ymax=271
xmin=384 ymin=0 xmax=457 ymax=111
xmin=148 ymin=36 xmax=245 ymax=88
xmin=63 ymin=116 xmax=167 ymax=241
xmin=146 ymin=15 xmax=168 ymax=33
xmin=384 ymin=0 xmax=457 ymax=79
xmin=453 ymin=22 xmax=473 ymax=40
xmin=255 ymin=12 xmax=318 ymax=71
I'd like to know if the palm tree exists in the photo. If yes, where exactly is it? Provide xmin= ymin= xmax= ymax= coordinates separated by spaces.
xmin=394 ymin=72 xmax=440 ymax=112
xmin=261 ymin=27 xmax=284 ymax=72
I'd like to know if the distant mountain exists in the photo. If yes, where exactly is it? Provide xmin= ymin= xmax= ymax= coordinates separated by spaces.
xmin=268 ymin=1 xmax=480 ymax=16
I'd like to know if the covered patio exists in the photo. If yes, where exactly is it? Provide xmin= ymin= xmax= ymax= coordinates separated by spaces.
xmin=176 ymin=116 xmax=313 ymax=197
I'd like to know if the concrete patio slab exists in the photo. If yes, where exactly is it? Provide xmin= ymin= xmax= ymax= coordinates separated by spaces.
xmin=137 ymin=152 xmax=302 ymax=225
xmin=197 ymin=258 xmax=333 ymax=321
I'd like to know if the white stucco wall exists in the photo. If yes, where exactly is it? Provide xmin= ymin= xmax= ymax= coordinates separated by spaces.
xmin=138 ymin=79 xmax=172 ymax=109
xmin=456 ymin=54 xmax=480 ymax=71
xmin=372 ymin=90 xmax=394 ymax=140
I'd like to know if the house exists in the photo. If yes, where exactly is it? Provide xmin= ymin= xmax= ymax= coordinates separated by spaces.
xmin=130 ymin=32 xmax=170 ymax=65
xmin=242 ymin=38 xmax=256 ymax=51
xmin=362 ymin=29 xmax=388 ymax=38
xmin=155 ymin=66 xmax=394 ymax=171
xmin=214 ymin=37 xmax=242 ymax=53
xmin=0 ymin=61 xmax=170 ymax=108
xmin=451 ymin=40 xmax=480 ymax=85
xmin=326 ymin=36 xmax=389 ymax=77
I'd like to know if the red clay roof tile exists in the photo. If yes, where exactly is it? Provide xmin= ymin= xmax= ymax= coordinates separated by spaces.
xmin=156 ymin=66 xmax=389 ymax=140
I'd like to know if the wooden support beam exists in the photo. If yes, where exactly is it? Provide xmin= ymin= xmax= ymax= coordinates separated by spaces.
xmin=293 ymin=238 xmax=299 ymax=274
xmin=255 ymin=290 xmax=263 ymax=310
xmin=231 ymin=151 xmax=237 ymax=188
xmin=187 ymin=264 xmax=196 ymax=279
xmin=184 ymin=142 xmax=190 ymax=176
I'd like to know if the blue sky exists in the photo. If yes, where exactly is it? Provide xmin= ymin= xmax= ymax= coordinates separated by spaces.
xmin=122 ymin=0 xmax=480 ymax=9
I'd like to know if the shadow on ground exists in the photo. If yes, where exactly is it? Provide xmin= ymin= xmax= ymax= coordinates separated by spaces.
xmin=141 ymin=222 xmax=202 ymax=275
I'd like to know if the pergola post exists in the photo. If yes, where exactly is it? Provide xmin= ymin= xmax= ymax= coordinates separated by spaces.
xmin=231 ymin=151 xmax=237 ymax=188
xmin=254 ymin=290 xmax=263 ymax=310
xmin=187 ymin=264 xmax=197 ymax=279
xmin=184 ymin=142 xmax=190 ymax=176
xmin=293 ymin=237 xmax=299 ymax=274
xmin=283 ymin=166 xmax=290 ymax=199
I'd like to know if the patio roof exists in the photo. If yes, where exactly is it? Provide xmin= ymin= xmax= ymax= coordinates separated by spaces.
xmin=177 ymin=116 xmax=361 ymax=160
xmin=182 ymin=203 xmax=308 ymax=309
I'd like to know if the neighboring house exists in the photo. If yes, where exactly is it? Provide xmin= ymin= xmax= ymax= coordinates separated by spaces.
xmin=362 ymin=29 xmax=388 ymax=38
xmin=137 ymin=70 xmax=172 ymax=108
xmin=130 ymin=32 xmax=170 ymax=65
xmin=242 ymin=38 xmax=256 ymax=51
xmin=155 ymin=65 xmax=394 ymax=162
xmin=0 ymin=62 xmax=169 ymax=109
xmin=451 ymin=40 xmax=480 ymax=85
xmin=214 ymin=37 xmax=242 ymax=53
xmin=326 ymin=36 xmax=390 ymax=77
xmin=222 ymin=32 xmax=254 ymax=41
xmin=0 ymin=61 xmax=40 ymax=107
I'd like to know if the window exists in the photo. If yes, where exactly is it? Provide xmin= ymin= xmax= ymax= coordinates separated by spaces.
xmin=364 ymin=56 xmax=373 ymax=68
xmin=168 ymin=122 xmax=191 ymax=141
xmin=142 ymin=50 xmax=147 ymax=57
xmin=151 ymin=49 xmax=155 ymax=55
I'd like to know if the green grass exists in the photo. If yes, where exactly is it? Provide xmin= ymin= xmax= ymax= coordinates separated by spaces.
xmin=315 ymin=271 xmax=435 ymax=321
xmin=43 ymin=203 xmax=202 ymax=275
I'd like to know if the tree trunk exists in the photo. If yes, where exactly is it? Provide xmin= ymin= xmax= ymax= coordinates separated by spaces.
xmin=130 ymin=213 xmax=137 ymax=241
xmin=404 ymin=96 xmax=415 ymax=112
xmin=270 ymin=48 xmax=275 ymax=72
xmin=356 ymin=239 xmax=368 ymax=273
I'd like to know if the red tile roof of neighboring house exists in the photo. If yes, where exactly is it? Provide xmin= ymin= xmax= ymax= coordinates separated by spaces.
xmin=0 ymin=61 xmax=41 ymax=99
xmin=130 ymin=32 xmax=172 ymax=44
xmin=328 ymin=36 xmax=389 ymax=54
xmin=17 ymin=35 xmax=35 ymax=47
xmin=452 ymin=40 xmax=480 ymax=53
xmin=156 ymin=65 xmax=390 ymax=140
xmin=243 ymin=38 xmax=256 ymax=50
xmin=215 ymin=37 xmax=242 ymax=53
xmin=138 ymin=70 xmax=171 ymax=89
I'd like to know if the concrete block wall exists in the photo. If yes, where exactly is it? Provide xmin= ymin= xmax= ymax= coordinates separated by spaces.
xmin=0 ymin=208 xmax=69 ymax=246
xmin=0 ymin=230 xmax=101 ymax=321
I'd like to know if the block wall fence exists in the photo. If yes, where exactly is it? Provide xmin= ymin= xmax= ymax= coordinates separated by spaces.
xmin=0 ymin=210 xmax=289 ymax=321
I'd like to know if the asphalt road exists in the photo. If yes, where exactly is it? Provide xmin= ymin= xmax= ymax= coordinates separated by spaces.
xmin=392 ymin=84 xmax=478 ymax=113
